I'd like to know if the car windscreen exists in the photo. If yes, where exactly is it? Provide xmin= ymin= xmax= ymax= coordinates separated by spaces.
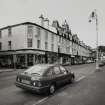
xmin=25 ymin=65 xmax=49 ymax=75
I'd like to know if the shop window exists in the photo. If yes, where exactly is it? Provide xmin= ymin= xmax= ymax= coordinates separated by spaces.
xmin=28 ymin=54 xmax=33 ymax=66
xmin=27 ymin=38 xmax=32 ymax=47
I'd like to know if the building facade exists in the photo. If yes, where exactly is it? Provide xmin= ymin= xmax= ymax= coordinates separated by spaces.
xmin=0 ymin=21 xmax=93 ymax=68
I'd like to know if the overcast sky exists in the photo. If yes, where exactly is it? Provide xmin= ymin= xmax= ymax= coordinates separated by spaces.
xmin=0 ymin=0 xmax=105 ymax=48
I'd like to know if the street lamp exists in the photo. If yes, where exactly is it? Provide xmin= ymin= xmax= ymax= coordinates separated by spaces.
xmin=95 ymin=10 xmax=100 ymax=70
xmin=89 ymin=9 xmax=100 ymax=71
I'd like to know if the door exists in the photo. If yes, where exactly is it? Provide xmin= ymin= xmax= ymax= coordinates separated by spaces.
xmin=59 ymin=66 xmax=69 ymax=83
xmin=53 ymin=66 xmax=64 ymax=86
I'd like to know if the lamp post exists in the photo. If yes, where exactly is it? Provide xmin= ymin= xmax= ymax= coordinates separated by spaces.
xmin=89 ymin=9 xmax=100 ymax=70
xmin=95 ymin=9 xmax=100 ymax=70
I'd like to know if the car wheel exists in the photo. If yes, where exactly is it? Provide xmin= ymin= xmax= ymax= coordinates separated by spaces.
xmin=68 ymin=76 xmax=75 ymax=83
xmin=49 ymin=84 xmax=56 ymax=94
xmin=71 ymin=76 xmax=74 ymax=83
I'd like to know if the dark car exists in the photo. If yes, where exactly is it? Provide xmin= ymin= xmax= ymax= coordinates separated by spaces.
xmin=99 ymin=60 xmax=105 ymax=67
xmin=15 ymin=64 xmax=75 ymax=94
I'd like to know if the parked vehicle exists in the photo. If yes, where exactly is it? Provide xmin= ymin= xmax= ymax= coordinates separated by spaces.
xmin=86 ymin=60 xmax=92 ymax=63
xmin=62 ymin=62 xmax=71 ymax=66
xmin=99 ymin=60 xmax=105 ymax=67
xmin=15 ymin=64 xmax=75 ymax=94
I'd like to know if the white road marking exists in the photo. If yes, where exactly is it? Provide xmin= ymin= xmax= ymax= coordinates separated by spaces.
xmin=32 ymin=76 xmax=86 ymax=105
xmin=75 ymin=75 xmax=86 ymax=82
xmin=32 ymin=97 xmax=48 ymax=105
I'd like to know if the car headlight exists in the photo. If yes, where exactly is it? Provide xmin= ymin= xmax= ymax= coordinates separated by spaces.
xmin=33 ymin=82 xmax=36 ymax=86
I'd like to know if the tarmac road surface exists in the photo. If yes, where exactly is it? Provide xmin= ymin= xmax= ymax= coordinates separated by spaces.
xmin=0 ymin=63 xmax=101 ymax=105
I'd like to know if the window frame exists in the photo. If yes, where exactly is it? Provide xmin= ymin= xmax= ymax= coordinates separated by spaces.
xmin=8 ymin=41 xmax=12 ymax=50
xmin=0 ymin=42 xmax=2 ymax=50
xmin=59 ymin=66 xmax=68 ymax=75
xmin=51 ymin=43 xmax=54 ymax=51
xmin=45 ymin=41 xmax=48 ymax=50
xmin=51 ymin=34 xmax=54 ymax=43
xmin=53 ymin=66 xmax=61 ymax=75
xmin=27 ymin=25 xmax=33 ymax=38
xmin=27 ymin=38 xmax=33 ymax=47
xmin=45 ymin=67 xmax=54 ymax=76
xmin=8 ymin=27 xmax=12 ymax=37
xmin=36 ymin=27 xmax=41 ymax=38
xmin=37 ymin=39 xmax=40 ymax=49
xmin=45 ymin=30 xmax=48 ymax=40
xmin=0 ymin=31 xmax=2 ymax=38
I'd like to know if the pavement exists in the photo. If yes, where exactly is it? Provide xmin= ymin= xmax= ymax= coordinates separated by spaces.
xmin=0 ymin=63 xmax=94 ymax=74
xmin=0 ymin=69 xmax=14 ymax=73
xmin=34 ymin=66 xmax=105 ymax=105
xmin=0 ymin=68 xmax=26 ymax=73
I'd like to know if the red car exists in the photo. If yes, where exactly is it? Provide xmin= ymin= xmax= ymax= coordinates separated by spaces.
xmin=15 ymin=64 xmax=75 ymax=94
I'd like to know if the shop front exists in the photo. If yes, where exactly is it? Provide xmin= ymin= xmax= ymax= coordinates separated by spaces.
xmin=0 ymin=54 xmax=13 ymax=68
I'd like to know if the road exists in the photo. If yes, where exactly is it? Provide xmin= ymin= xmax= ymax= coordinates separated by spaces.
xmin=0 ymin=63 xmax=97 ymax=105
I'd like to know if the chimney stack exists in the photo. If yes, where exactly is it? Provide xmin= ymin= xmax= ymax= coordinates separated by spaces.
xmin=39 ymin=14 xmax=44 ymax=27
xmin=44 ymin=18 xmax=49 ymax=29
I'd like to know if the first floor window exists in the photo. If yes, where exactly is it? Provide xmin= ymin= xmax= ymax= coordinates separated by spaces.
xmin=8 ymin=27 xmax=12 ymax=36
xmin=51 ymin=34 xmax=54 ymax=42
xmin=36 ymin=27 xmax=41 ymax=38
xmin=27 ymin=38 xmax=32 ymax=47
xmin=0 ymin=42 xmax=2 ymax=50
xmin=45 ymin=31 xmax=48 ymax=40
xmin=0 ymin=31 xmax=2 ymax=38
xmin=37 ymin=40 xmax=40 ymax=48
xmin=8 ymin=41 xmax=12 ymax=50
xmin=45 ymin=42 xmax=48 ymax=50
xmin=51 ymin=44 xmax=54 ymax=51
xmin=58 ymin=46 xmax=60 ymax=53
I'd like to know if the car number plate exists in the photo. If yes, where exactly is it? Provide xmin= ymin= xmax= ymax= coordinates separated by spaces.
xmin=22 ymin=80 xmax=30 ymax=84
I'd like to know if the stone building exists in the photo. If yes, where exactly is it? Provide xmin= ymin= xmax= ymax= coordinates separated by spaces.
xmin=0 ymin=20 xmax=93 ymax=68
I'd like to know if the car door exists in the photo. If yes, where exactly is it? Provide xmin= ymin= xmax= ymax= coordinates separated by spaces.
xmin=53 ymin=66 xmax=64 ymax=86
xmin=43 ymin=67 xmax=55 ymax=86
xmin=59 ymin=66 xmax=69 ymax=84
